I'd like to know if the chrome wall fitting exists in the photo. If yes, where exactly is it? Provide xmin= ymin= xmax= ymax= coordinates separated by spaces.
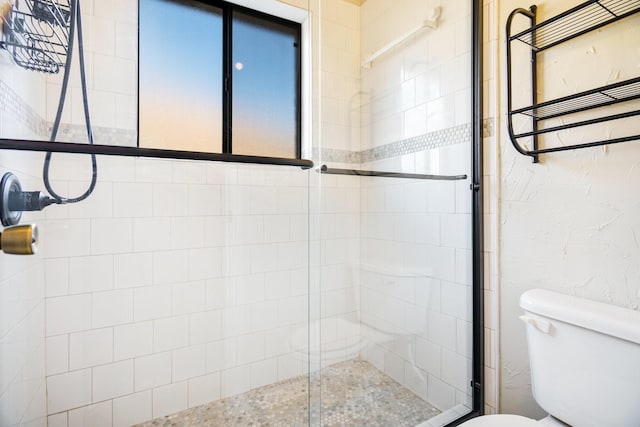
xmin=1 ymin=172 xmax=22 ymax=226
xmin=0 ymin=172 xmax=57 ymax=226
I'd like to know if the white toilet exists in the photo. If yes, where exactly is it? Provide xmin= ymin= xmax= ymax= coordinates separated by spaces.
xmin=462 ymin=288 xmax=640 ymax=427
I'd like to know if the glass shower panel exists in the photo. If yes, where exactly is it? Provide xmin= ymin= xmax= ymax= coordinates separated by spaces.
xmin=0 ymin=149 xmax=315 ymax=426
xmin=315 ymin=0 xmax=475 ymax=425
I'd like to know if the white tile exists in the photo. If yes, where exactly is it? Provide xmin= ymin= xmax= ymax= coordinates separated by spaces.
xmin=221 ymin=366 xmax=250 ymax=398
xmin=92 ymin=289 xmax=133 ymax=328
xmin=235 ymin=274 xmax=265 ymax=305
xmin=251 ymin=301 xmax=278 ymax=332
xmin=47 ymin=413 xmax=67 ymax=427
xmin=93 ymin=360 xmax=134 ymax=401
xmin=46 ymin=295 xmax=91 ymax=336
xmin=171 ymin=281 xmax=206 ymax=315
xmin=277 ymin=353 xmax=302 ymax=381
xmin=133 ymin=217 xmax=171 ymax=253
xmin=277 ymin=296 xmax=306 ymax=327
xmin=114 ymin=253 xmax=153 ymax=288
xmin=93 ymin=54 xmax=135 ymax=94
xmin=154 ymin=316 xmax=188 ymax=352
xmin=404 ymin=104 xmax=428 ymax=138
xmin=264 ymin=271 xmax=291 ymax=300
xmin=189 ymin=248 xmax=222 ymax=280
xmin=415 ymin=337 xmax=441 ymax=377
xmin=69 ymin=328 xmax=113 ymax=370
xmin=251 ymin=244 xmax=279 ymax=274
xmin=43 ymin=219 xmax=90 ymax=258
xmin=135 ymin=158 xmax=173 ymax=183
xmin=250 ymin=358 xmax=277 ymax=389
xmin=134 ymin=285 xmax=171 ymax=321
xmin=189 ymin=185 xmax=221 ymax=216
xmin=221 ymin=305 xmax=251 ymax=339
xmin=265 ymin=327 xmax=293 ymax=359
xmin=236 ymin=332 xmax=266 ymax=366
xmin=441 ymin=281 xmax=471 ymax=322
xmin=428 ymin=374 xmax=457 ymax=411
xmin=152 ymin=382 xmax=188 ymax=418
xmin=47 ymin=369 xmax=92 ymax=414
xmin=46 ymin=334 xmax=68 ymax=376
xmin=188 ymin=372 xmax=221 ymax=408
xmin=189 ymin=310 xmax=222 ymax=345
xmin=441 ymin=214 xmax=472 ymax=250
xmin=205 ymin=278 xmax=230 ymax=310
xmin=442 ymin=348 xmax=471 ymax=392
xmin=171 ymin=217 xmax=205 ymax=250
xmin=134 ymin=352 xmax=172 ymax=392
xmin=68 ymin=400 xmax=112 ymax=427
xmin=67 ymin=181 xmax=113 ymax=219
xmin=113 ymin=391 xmax=152 ymax=427
xmin=153 ymin=250 xmax=189 ymax=284
xmin=264 ymin=216 xmax=290 ymax=243
xmin=206 ymin=339 xmax=237 ymax=373
xmin=384 ymin=351 xmax=405 ymax=385
xmin=455 ymin=249 xmax=473 ymax=287
xmin=45 ymin=258 xmax=69 ymax=297
xmin=427 ymin=311 xmax=457 ymax=351
xmin=98 ymin=156 xmax=136 ymax=183
xmin=458 ymin=320 xmax=473 ymax=360
xmin=91 ymin=219 xmax=133 ymax=255
xmin=222 ymin=245 xmax=252 ymax=276
xmin=172 ymin=345 xmax=206 ymax=382
xmin=249 ymin=186 xmax=279 ymax=215
xmin=68 ymin=255 xmax=113 ymax=294
xmin=113 ymin=183 xmax=153 ymax=217
xmin=153 ymin=184 xmax=188 ymax=217
xmin=405 ymin=362 xmax=428 ymax=400
xmin=173 ymin=161 xmax=207 ymax=184
xmin=204 ymin=216 xmax=230 ymax=247
xmin=114 ymin=321 xmax=153 ymax=361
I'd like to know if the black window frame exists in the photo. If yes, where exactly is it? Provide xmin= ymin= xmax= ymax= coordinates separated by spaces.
xmin=138 ymin=0 xmax=303 ymax=160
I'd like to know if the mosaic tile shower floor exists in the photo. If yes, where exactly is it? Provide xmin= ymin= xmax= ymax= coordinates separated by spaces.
xmin=135 ymin=359 xmax=440 ymax=427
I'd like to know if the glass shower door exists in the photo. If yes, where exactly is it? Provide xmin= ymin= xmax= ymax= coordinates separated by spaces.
xmin=312 ymin=0 xmax=480 ymax=425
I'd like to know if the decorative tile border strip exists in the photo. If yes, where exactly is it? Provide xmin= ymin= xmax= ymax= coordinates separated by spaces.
xmin=1 ymin=79 xmax=137 ymax=146
xmin=319 ymin=148 xmax=362 ymax=164
xmin=0 ymin=79 xmax=48 ymax=137
xmin=321 ymin=119 xmax=495 ymax=165
xmin=361 ymin=123 xmax=471 ymax=163
xmin=52 ymin=122 xmax=137 ymax=146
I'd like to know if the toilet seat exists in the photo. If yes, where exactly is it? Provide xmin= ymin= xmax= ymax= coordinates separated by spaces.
xmin=460 ymin=414 xmax=540 ymax=426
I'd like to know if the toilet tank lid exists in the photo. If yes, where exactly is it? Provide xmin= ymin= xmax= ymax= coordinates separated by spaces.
xmin=520 ymin=289 xmax=640 ymax=345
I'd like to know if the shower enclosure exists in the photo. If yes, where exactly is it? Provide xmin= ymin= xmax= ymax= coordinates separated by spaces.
xmin=0 ymin=0 xmax=482 ymax=426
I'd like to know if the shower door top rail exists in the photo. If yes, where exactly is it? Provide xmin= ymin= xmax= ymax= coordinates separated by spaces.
xmin=0 ymin=138 xmax=315 ymax=169
xmin=319 ymin=165 xmax=467 ymax=181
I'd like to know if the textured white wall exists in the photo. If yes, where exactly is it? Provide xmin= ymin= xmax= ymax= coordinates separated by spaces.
xmin=495 ymin=0 xmax=640 ymax=418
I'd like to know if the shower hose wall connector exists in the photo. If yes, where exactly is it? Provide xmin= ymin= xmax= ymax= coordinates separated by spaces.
xmin=0 ymin=172 xmax=57 ymax=227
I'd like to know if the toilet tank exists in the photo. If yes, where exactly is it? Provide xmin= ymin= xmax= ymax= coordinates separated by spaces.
xmin=519 ymin=289 xmax=640 ymax=427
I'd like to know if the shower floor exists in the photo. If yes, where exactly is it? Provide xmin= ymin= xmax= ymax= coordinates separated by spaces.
xmin=135 ymin=359 xmax=440 ymax=427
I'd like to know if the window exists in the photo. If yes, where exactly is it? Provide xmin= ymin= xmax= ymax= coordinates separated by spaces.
xmin=139 ymin=0 xmax=301 ymax=159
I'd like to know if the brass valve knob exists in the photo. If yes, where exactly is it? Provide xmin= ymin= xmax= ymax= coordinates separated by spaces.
xmin=0 ymin=224 xmax=38 ymax=255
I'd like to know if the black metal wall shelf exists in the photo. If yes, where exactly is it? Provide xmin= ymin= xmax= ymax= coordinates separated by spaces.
xmin=506 ymin=0 xmax=640 ymax=161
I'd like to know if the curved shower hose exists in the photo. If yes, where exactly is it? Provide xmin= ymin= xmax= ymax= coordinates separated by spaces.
xmin=45 ymin=0 xmax=97 ymax=205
